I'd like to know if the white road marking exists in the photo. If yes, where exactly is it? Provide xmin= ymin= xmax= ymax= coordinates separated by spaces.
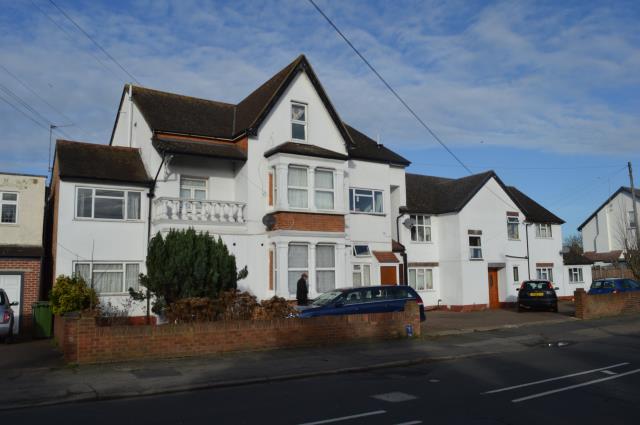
xmin=483 ymin=362 xmax=630 ymax=394
xmin=393 ymin=421 xmax=422 ymax=425
xmin=371 ymin=392 xmax=417 ymax=402
xmin=298 ymin=410 xmax=386 ymax=425
xmin=512 ymin=368 xmax=640 ymax=403
xmin=601 ymin=370 xmax=617 ymax=375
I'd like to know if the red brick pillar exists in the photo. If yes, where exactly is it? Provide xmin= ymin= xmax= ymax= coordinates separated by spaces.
xmin=574 ymin=288 xmax=586 ymax=319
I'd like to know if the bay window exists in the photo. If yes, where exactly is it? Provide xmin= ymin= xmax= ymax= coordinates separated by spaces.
xmin=410 ymin=215 xmax=431 ymax=242
xmin=316 ymin=244 xmax=336 ymax=293
xmin=314 ymin=169 xmax=334 ymax=210
xmin=76 ymin=187 xmax=141 ymax=220
xmin=288 ymin=243 xmax=308 ymax=295
xmin=288 ymin=166 xmax=308 ymax=208
xmin=349 ymin=188 xmax=383 ymax=214
xmin=74 ymin=262 xmax=140 ymax=294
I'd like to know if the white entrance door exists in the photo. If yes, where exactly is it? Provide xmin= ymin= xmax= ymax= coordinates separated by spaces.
xmin=0 ymin=274 xmax=21 ymax=335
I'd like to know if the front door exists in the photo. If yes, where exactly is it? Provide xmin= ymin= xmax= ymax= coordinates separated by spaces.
xmin=487 ymin=268 xmax=500 ymax=309
xmin=380 ymin=266 xmax=397 ymax=285
xmin=0 ymin=274 xmax=21 ymax=334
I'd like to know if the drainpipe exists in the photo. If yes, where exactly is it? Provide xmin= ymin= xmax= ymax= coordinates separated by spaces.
xmin=396 ymin=208 xmax=409 ymax=284
xmin=525 ymin=222 xmax=531 ymax=279
xmin=145 ymin=151 xmax=167 ymax=322
xmin=127 ymin=84 xmax=134 ymax=148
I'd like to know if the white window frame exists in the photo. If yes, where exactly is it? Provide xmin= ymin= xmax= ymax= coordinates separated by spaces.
xmin=568 ymin=267 xmax=583 ymax=283
xmin=536 ymin=267 xmax=554 ymax=281
xmin=352 ymin=263 xmax=371 ymax=287
xmin=410 ymin=214 xmax=432 ymax=242
xmin=349 ymin=188 xmax=384 ymax=214
xmin=0 ymin=191 xmax=18 ymax=224
xmin=507 ymin=216 xmax=520 ymax=240
xmin=314 ymin=168 xmax=335 ymax=211
xmin=287 ymin=165 xmax=309 ymax=209
xmin=469 ymin=235 xmax=483 ymax=260
xmin=271 ymin=167 xmax=277 ymax=207
xmin=73 ymin=261 xmax=141 ymax=294
xmin=291 ymin=102 xmax=307 ymax=142
xmin=408 ymin=267 xmax=434 ymax=291
xmin=179 ymin=176 xmax=208 ymax=200
xmin=316 ymin=244 xmax=336 ymax=293
xmin=513 ymin=266 xmax=519 ymax=283
xmin=352 ymin=244 xmax=371 ymax=257
xmin=75 ymin=187 xmax=142 ymax=221
xmin=535 ymin=223 xmax=553 ymax=238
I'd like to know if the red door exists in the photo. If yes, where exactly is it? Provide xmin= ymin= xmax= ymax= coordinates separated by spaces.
xmin=488 ymin=268 xmax=500 ymax=309
xmin=380 ymin=266 xmax=398 ymax=285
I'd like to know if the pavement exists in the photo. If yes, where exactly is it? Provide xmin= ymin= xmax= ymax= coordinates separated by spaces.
xmin=0 ymin=301 xmax=618 ymax=412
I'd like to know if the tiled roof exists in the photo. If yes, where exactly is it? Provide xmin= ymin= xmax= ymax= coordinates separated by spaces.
xmin=373 ymin=251 xmax=399 ymax=263
xmin=406 ymin=171 xmax=564 ymax=224
xmin=56 ymin=140 xmax=151 ymax=185
xmin=153 ymin=137 xmax=247 ymax=161
xmin=120 ymin=55 xmax=407 ymax=166
xmin=264 ymin=142 xmax=348 ymax=161
xmin=583 ymin=250 xmax=623 ymax=263
xmin=563 ymin=251 xmax=594 ymax=265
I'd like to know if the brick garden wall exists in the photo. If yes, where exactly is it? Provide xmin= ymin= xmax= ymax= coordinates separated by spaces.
xmin=574 ymin=288 xmax=640 ymax=319
xmin=0 ymin=257 xmax=41 ymax=332
xmin=54 ymin=301 xmax=421 ymax=364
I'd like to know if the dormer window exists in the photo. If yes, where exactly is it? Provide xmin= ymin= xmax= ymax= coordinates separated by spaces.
xmin=291 ymin=102 xmax=307 ymax=142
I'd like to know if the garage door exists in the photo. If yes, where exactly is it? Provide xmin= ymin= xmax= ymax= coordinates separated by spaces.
xmin=0 ymin=274 xmax=21 ymax=335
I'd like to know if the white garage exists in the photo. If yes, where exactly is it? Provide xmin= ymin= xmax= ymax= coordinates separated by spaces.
xmin=0 ymin=274 xmax=22 ymax=335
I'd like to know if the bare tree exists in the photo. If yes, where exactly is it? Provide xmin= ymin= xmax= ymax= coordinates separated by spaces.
xmin=614 ymin=201 xmax=640 ymax=279
xmin=563 ymin=234 xmax=583 ymax=254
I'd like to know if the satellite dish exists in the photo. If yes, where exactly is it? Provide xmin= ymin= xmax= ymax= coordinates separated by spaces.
xmin=262 ymin=214 xmax=276 ymax=230
xmin=402 ymin=217 xmax=416 ymax=229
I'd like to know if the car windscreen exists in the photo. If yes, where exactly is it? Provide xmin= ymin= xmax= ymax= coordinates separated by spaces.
xmin=522 ymin=281 xmax=551 ymax=290
xmin=311 ymin=290 xmax=343 ymax=307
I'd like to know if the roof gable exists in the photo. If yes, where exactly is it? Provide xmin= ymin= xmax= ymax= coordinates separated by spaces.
xmin=577 ymin=187 xmax=639 ymax=231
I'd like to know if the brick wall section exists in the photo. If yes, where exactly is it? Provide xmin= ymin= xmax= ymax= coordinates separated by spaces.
xmin=54 ymin=301 xmax=421 ymax=364
xmin=574 ymin=288 xmax=640 ymax=319
xmin=271 ymin=212 xmax=345 ymax=232
xmin=0 ymin=258 xmax=41 ymax=332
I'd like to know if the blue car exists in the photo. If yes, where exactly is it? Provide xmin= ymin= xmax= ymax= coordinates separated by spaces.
xmin=296 ymin=285 xmax=426 ymax=322
xmin=588 ymin=278 xmax=640 ymax=295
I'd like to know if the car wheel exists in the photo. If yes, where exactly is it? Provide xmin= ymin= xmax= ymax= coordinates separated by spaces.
xmin=517 ymin=305 xmax=523 ymax=313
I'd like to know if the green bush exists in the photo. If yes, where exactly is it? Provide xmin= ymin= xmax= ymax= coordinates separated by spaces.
xmin=50 ymin=275 xmax=98 ymax=315
xmin=132 ymin=229 xmax=248 ymax=313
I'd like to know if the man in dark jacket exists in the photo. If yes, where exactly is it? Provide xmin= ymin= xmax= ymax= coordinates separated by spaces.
xmin=296 ymin=272 xmax=309 ymax=306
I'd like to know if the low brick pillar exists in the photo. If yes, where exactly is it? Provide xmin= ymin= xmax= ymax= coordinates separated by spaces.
xmin=53 ymin=313 xmax=80 ymax=363
xmin=574 ymin=288 xmax=586 ymax=319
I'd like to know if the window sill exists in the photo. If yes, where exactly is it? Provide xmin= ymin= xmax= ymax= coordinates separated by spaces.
xmin=410 ymin=241 xmax=433 ymax=244
xmin=508 ymin=238 xmax=521 ymax=241
xmin=568 ymin=281 xmax=584 ymax=284
xmin=349 ymin=211 xmax=386 ymax=216
xmin=469 ymin=258 xmax=484 ymax=261
xmin=535 ymin=237 xmax=553 ymax=239
xmin=0 ymin=223 xmax=19 ymax=226
xmin=74 ymin=218 xmax=145 ymax=223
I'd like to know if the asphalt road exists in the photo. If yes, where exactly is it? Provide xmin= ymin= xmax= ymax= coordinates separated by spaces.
xmin=5 ymin=319 xmax=640 ymax=425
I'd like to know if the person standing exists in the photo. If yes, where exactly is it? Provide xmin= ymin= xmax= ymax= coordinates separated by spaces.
xmin=296 ymin=272 xmax=309 ymax=306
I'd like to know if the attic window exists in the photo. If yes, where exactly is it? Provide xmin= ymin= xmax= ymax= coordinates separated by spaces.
xmin=291 ymin=102 xmax=306 ymax=142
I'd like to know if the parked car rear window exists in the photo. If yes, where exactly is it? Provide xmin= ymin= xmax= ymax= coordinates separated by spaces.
xmin=522 ymin=281 xmax=552 ymax=290
xmin=392 ymin=286 xmax=416 ymax=299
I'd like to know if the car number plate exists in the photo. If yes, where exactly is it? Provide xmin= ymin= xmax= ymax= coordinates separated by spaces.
xmin=530 ymin=292 xmax=544 ymax=297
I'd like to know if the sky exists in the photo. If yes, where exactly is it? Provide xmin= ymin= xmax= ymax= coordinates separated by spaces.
xmin=1 ymin=0 xmax=639 ymax=237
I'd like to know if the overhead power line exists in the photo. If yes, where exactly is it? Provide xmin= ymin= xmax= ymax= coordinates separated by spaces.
xmin=308 ymin=0 xmax=472 ymax=175
xmin=47 ymin=0 xmax=141 ymax=85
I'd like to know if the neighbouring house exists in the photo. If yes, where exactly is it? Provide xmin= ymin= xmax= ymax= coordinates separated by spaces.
xmin=0 ymin=172 xmax=46 ymax=334
xmin=47 ymin=54 xmax=569 ymax=314
xmin=399 ymin=171 xmax=567 ymax=310
xmin=578 ymin=186 xmax=639 ymax=264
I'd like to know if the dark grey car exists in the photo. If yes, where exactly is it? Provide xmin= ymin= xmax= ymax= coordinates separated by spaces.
xmin=0 ymin=289 xmax=19 ymax=342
